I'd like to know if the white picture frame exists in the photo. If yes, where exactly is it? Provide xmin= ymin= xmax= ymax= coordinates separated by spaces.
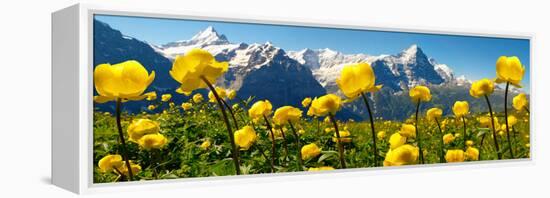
xmin=52 ymin=3 xmax=534 ymax=194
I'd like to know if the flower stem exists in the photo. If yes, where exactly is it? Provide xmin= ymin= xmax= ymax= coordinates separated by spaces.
xmin=434 ymin=118 xmax=445 ymax=163
xmin=279 ymin=127 xmax=290 ymax=162
xmin=263 ymin=115 xmax=276 ymax=173
xmin=115 ymin=98 xmax=133 ymax=181
xmin=328 ymin=113 xmax=347 ymax=168
xmin=484 ymin=94 xmax=502 ymax=160
xmin=201 ymin=76 xmax=241 ymax=175
xmin=360 ymin=92 xmax=379 ymax=167
xmin=503 ymin=82 xmax=515 ymax=158
xmin=523 ymin=107 xmax=530 ymax=113
xmin=288 ymin=121 xmax=304 ymax=170
xmin=222 ymin=99 xmax=240 ymax=129
xmin=461 ymin=116 xmax=467 ymax=150
xmin=414 ymin=100 xmax=425 ymax=164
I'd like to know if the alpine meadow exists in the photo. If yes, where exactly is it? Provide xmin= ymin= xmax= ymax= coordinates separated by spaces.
xmin=92 ymin=15 xmax=530 ymax=183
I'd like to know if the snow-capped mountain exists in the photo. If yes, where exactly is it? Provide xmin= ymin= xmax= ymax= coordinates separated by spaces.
xmin=154 ymin=26 xmax=341 ymax=117
xmin=94 ymin=20 xmax=521 ymax=120
xmin=288 ymin=45 xmax=469 ymax=93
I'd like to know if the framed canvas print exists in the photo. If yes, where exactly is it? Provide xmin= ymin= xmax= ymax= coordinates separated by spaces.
xmin=52 ymin=3 xmax=533 ymax=194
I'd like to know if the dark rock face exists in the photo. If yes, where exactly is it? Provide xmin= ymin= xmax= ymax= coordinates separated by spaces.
xmin=93 ymin=20 xmax=181 ymax=112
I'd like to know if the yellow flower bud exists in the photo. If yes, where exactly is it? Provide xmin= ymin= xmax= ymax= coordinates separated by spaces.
xmin=513 ymin=93 xmax=528 ymax=111
xmin=452 ymin=101 xmax=469 ymax=117
xmin=181 ymin=102 xmax=192 ymax=111
xmin=426 ymin=107 xmax=443 ymax=122
xmin=161 ymin=94 xmax=172 ymax=102
xmin=308 ymin=166 xmax=335 ymax=171
xmin=118 ymin=161 xmax=141 ymax=176
xmin=234 ymin=126 xmax=257 ymax=150
xmin=127 ymin=119 xmax=160 ymax=142
xmin=273 ymin=106 xmax=303 ymax=125
xmin=98 ymin=154 xmax=124 ymax=173
xmin=302 ymin=97 xmax=312 ymax=108
xmin=445 ymin=149 xmax=465 ymax=163
xmin=465 ymin=147 xmax=479 ymax=161
xmin=227 ymin=89 xmax=237 ymax=100
xmin=469 ymin=78 xmax=495 ymax=98
xmin=145 ymin=92 xmax=157 ymax=101
xmin=409 ymin=86 xmax=432 ymax=102
xmin=466 ymin=140 xmax=474 ymax=147
xmin=336 ymin=63 xmax=382 ymax=99
xmin=443 ymin=133 xmax=455 ymax=144
xmin=495 ymin=56 xmax=525 ymax=87
xmin=301 ymin=143 xmax=321 ymax=160
xmin=307 ymin=94 xmax=342 ymax=117
xmin=93 ymin=60 xmax=156 ymax=103
xmin=200 ymin=140 xmax=211 ymax=150
xmin=138 ymin=133 xmax=168 ymax=150
xmin=332 ymin=130 xmax=352 ymax=143
xmin=399 ymin=124 xmax=416 ymax=138
xmin=192 ymin=93 xmax=204 ymax=103
xmin=383 ymin=144 xmax=419 ymax=166
xmin=170 ymin=49 xmax=229 ymax=95
xmin=377 ymin=131 xmax=386 ymax=139
xmin=389 ymin=132 xmax=406 ymax=149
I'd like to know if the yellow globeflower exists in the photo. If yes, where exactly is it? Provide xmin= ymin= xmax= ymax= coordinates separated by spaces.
xmin=192 ymin=93 xmax=204 ymax=103
xmin=248 ymin=100 xmax=273 ymax=122
xmin=426 ymin=107 xmax=443 ymax=122
xmin=181 ymin=102 xmax=193 ymax=111
xmin=452 ymin=101 xmax=469 ymax=117
xmin=495 ymin=56 xmax=525 ymax=87
xmin=298 ymin=129 xmax=306 ymax=135
xmin=507 ymin=115 xmax=518 ymax=127
xmin=513 ymin=93 xmax=528 ymax=111
xmin=443 ymin=133 xmax=455 ymax=144
xmin=478 ymin=116 xmax=499 ymax=129
xmin=332 ymin=130 xmax=352 ymax=143
xmin=389 ymin=132 xmax=407 ymax=149
xmin=302 ymin=97 xmax=312 ymax=108
xmin=469 ymin=78 xmax=495 ymax=98
xmin=377 ymin=131 xmax=386 ymax=139
xmin=161 ymin=94 xmax=172 ymax=102
xmin=93 ymin=60 xmax=155 ymax=103
xmin=301 ymin=143 xmax=321 ymax=160
xmin=383 ymin=144 xmax=419 ymax=166
xmin=465 ymin=147 xmax=479 ymax=161
xmin=227 ymin=89 xmax=237 ymax=100
xmin=234 ymin=126 xmax=257 ymax=150
xmin=119 ymin=161 xmax=142 ymax=176
xmin=200 ymin=140 xmax=211 ymax=150
xmin=127 ymin=119 xmax=160 ymax=142
xmin=98 ymin=154 xmax=124 ymax=173
xmin=399 ymin=124 xmax=416 ymax=138
xmin=445 ymin=149 xmax=465 ymax=163
xmin=138 ymin=133 xmax=168 ymax=150
xmin=308 ymin=166 xmax=335 ymax=171
xmin=307 ymin=94 xmax=342 ymax=117
xmin=336 ymin=63 xmax=382 ymax=99
xmin=208 ymin=87 xmax=227 ymax=103
xmin=409 ymin=86 xmax=432 ymax=102
xmin=147 ymin=105 xmax=156 ymax=111
xmin=146 ymin=92 xmax=157 ymax=101
xmin=466 ymin=140 xmax=474 ymax=147
xmin=170 ymin=48 xmax=229 ymax=95
xmin=272 ymin=106 xmax=303 ymax=125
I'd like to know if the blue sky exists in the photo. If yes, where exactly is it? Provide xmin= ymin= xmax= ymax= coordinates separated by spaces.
xmin=95 ymin=15 xmax=531 ymax=92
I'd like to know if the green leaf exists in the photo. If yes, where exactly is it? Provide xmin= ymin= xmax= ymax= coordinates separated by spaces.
xmin=318 ymin=151 xmax=338 ymax=163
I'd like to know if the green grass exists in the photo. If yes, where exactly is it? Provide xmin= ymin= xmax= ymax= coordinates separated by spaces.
xmin=93 ymin=100 xmax=530 ymax=183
